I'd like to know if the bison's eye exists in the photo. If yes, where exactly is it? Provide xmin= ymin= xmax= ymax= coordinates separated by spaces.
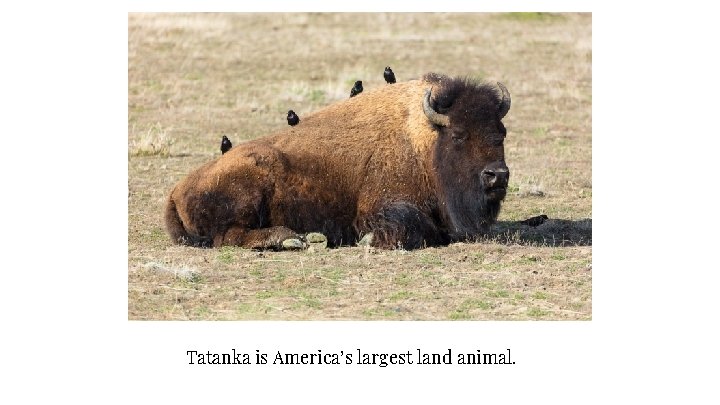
xmin=451 ymin=129 xmax=468 ymax=144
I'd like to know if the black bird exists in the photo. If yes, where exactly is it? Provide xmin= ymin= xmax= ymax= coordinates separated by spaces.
xmin=350 ymin=80 xmax=363 ymax=97
xmin=520 ymin=214 xmax=549 ymax=227
xmin=287 ymin=110 xmax=300 ymax=126
xmin=220 ymin=135 xmax=232 ymax=154
xmin=383 ymin=66 xmax=396 ymax=84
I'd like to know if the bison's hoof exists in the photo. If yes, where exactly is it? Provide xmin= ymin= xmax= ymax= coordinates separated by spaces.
xmin=281 ymin=238 xmax=305 ymax=250
xmin=358 ymin=232 xmax=374 ymax=246
xmin=305 ymin=232 xmax=328 ymax=250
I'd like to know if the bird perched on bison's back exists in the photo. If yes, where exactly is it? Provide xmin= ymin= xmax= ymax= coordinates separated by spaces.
xmin=220 ymin=135 xmax=232 ymax=154
xmin=350 ymin=80 xmax=363 ymax=97
xmin=287 ymin=110 xmax=300 ymax=126
xmin=384 ymin=66 xmax=396 ymax=84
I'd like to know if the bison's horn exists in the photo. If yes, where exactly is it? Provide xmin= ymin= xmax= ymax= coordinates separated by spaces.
xmin=497 ymin=82 xmax=511 ymax=119
xmin=423 ymin=88 xmax=450 ymax=127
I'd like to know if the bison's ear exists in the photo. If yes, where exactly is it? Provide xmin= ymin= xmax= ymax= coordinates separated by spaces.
xmin=497 ymin=82 xmax=511 ymax=119
xmin=433 ymin=90 xmax=456 ymax=113
xmin=423 ymin=88 xmax=450 ymax=127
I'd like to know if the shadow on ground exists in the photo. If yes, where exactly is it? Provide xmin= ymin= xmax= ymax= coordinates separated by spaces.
xmin=483 ymin=218 xmax=592 ymax=246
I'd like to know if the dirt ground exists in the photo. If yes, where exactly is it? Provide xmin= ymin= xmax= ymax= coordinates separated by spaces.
xmin=128 ymin=12 xmax=592 ymax=320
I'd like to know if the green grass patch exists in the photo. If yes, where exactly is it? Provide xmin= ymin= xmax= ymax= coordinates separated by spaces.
xmin=420 ymin=270 xmax=437 ymax=278
xmin=486 ymin=290 xmax=510 ymax=298
xmin=143 ymin=79 xmax=163 ymax=92
xmin=532 ymin=291 xmax=549 ymax=300
xmin=418 ymin=254 xmax=443 ymax=267
xmin=481 ymin=262 xmax=506 ymax=272
xmin=273 ymin=269 xmax=287 ymax=283
xmin=147 ymin=227 xmax=166 ymax=243
xmin=517 ymin=255 xmax=541 ymax=264
xmin=469 ymin=252 xmax=486 ymax=267
xmin=394 ymin=272 xmax=412 ymax=286
xmin=554 ymin=138 xmax=571 ymax=148
xmin=176 ymin=271 xmax=203 ymax=285
xmin=195 ymin=306 xmax=212 ymax=316
xmin=248 ymin=266 xmax=265 ymax=279
xmin=448 ymin=299 xmax=492 ymax=319
xmin=362 ymin=307 xmax=395 ymax=317
xmin=388 ymin=291 xmax=413 ymax=301
xmin=129 ymin=103 xmax=145 ymax=113
xmin=321 ymin=267 xmax=346 ymax=282
xmin=437 ymin=277 xmax=459 ymax=287
xmin=527 ymin=307 xmax=549 ymax=317
xmin=461 ymin=298 xmax=492 ymax=311
xmin=216 ymin=246 xmax=236 ymax=264
xmin=533 ymin=127 xmax=548 ymax=137
xmin=295 ymin=292 xmax=322 ymax=309
xmin=468 ymin=300 xmax=491 ymax=310
xmin=256 ymin=290 xmax=276 ymax=299
xmin=184 ymin=72 xmax=204 ymax=81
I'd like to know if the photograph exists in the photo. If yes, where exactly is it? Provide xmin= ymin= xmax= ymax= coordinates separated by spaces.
xmin=10 ymin=5 xmax=720 ymax=405
xmin=128 ymin=12 xmax=592 ymax=320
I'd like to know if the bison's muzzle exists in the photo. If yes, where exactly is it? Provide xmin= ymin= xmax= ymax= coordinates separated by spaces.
xmin=481 ymin=161 xmax=509 ymax=201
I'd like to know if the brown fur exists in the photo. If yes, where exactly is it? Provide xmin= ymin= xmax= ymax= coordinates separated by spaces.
xmin=165 ymin=73 xmax=511 ymax=249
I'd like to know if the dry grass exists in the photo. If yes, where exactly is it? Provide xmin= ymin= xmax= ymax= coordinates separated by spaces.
xmin=129 ymin=243 xmax=591 ymax=320
xmin=128 ymin=12 xmax=592 ymax=320
xmin=129 ymin=122 xmax=174 ymax=156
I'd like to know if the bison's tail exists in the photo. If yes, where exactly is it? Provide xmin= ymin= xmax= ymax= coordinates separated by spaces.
xmin=164 ymin=195 xmax=212 ymax=248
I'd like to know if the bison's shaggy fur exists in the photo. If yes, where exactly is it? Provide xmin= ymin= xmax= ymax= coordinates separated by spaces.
xmin=165 ymin=73 xmax=511 ymax=249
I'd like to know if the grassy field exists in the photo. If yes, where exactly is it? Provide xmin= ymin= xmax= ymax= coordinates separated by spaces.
xmin=128 ymin=12 xmax=592 ymax=320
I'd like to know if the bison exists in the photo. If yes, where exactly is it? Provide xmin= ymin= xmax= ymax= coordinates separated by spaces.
xmin=165 ymin=73 xmax=511 ymax=250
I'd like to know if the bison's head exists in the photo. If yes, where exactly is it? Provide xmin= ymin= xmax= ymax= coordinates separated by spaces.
xmin=423 ymin=74 xmax=511 ymax=235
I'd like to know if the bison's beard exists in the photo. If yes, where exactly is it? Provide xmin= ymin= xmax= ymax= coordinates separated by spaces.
xmin=441 ymin=182 xmax=503 ymax=241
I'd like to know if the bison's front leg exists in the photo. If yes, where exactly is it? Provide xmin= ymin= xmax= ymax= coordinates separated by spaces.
xmin=216 ymin=225 xmax=301 ymax=250
xmin=357 ymin=201 xmax=446 ymax=250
